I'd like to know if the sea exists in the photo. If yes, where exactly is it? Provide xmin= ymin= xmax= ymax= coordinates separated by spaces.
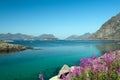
xmin=0 ymin=40 xmax=120 ymax=80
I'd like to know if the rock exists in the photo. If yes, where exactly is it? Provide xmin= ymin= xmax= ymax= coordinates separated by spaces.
xmin=49 ymin=64 xmax=70 ymax=80
xmin=58 ymin=64 xmax=70 ymax=78
xmin=118 ymin=42 xmax=120 ymax=44
xmin=70 ymin=66 xmax=75 ymax=71
xmin=49 ymin=76 xmax=61 ymax=80
xmin=49 ymin=65 xmax=79 ymax=80
xmin=0 ymin=42 xmax=33 ymax=53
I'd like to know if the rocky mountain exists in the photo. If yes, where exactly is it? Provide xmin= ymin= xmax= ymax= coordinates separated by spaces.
xmin=0 ymin=33 xmax=58 ymax=40
xmin=66 ymin=33 xmax=91 ymax=40
xmin=89 ymin=13 xmax=120 ymax=40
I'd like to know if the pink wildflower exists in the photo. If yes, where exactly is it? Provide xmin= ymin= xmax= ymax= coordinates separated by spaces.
xmin=74 ymin=67 xmax=79 ymax=76
xmin=39 ymin=73 xmax=44 ymax=80
xmin=86 ymin=77 xmax=90 ymax=80
xmin=62 ymin=73 xmax=66 ymax=80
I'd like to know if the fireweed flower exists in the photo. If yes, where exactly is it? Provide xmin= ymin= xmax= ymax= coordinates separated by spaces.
xmin=117 ymin=68 xmax=120 ymax=75
xmin=62 ymin=73 xmax=66 ymax=80
xmin=45 ymin=50 xmax=120 ymax=80
xmin=102 ymin=54 xmax=114 ymax=64
xmin=108 ymin=50 xmax=112 ymax=54
xmin=86 ymin=77 xmax=90 ymax=80
xmin=39 ymin=73 xmax=44 ymax=80
xmin=103 ymin=65 xmax=108 ymax=71
xmin=92 ymin=55 xmax=96 ymax=59
xmin=119 ymin=58 xmax=120 ymax=62
xmin=99 ymin=65 xmax=104 ymax=71
xmin=81 ymin=58 xmax=89 ymax=67
xmin=80 ymin=66 xmax=84 ymax=73
xmin=88 ymin=58 xmax=93 ymax=65
xmin=73 ymin=67 xmax=79 ymax=76
xmin=92 ymin=64 xmax=98 ymax=71
xmin=115 ymin=50 xmax=119 ymax=55
xmin=112 ymin=54 xmax=116 ymax=60
xmin=95 ymin=64 xmax=103 ymax=71
xmin=96 ymin=59 xmax=101 ymax=64
xmin=68 ymin=69 xmax=73 ymax=78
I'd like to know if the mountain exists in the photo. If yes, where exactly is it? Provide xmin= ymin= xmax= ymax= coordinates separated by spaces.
xmin=77 ymin=33 xmax=91 ymax=39
xmin=36 ymin=34 xmax=58 ymax=40
xmin=89 ymin=13 xmax=120 ymax=40
xmin=0 ymin=33 xmax=34 ymax=40
xmin=66 ymin=33 xmax=91 ymax=40
xmin=0 ymin=33 xmax=58 ymax=40
xmin=65 ymin=35 xmax=79 ymax=40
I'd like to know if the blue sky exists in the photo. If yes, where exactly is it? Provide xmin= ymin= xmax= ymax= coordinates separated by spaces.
xmin=0 ymin=0 xmax=120 ymax=39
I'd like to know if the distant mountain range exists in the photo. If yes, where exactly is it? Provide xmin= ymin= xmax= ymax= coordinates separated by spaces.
xmin=89 ymin=13 xmax=120 ymax=40
xmin=66 ymin=33 xmax=91 ymax=40
xmin=1 ymin=13 xmax=120 ymax=41
xmin=0 ymin=33 xmax=58 ymax=40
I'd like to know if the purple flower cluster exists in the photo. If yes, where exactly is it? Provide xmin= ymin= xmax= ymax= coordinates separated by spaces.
xmin=39 ymin=73 xmax=44 ymax=80
xmin=39 ymin=50 xmax=120 ymax=80
xmin=62 ymin=50 xmax=120 ymax=80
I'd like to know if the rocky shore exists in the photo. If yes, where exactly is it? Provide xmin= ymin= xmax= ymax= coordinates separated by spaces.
xmin=0 ymin=42 xmax=33 ymax=53
xmin=49 ymin=64 xmax=75 ymax=80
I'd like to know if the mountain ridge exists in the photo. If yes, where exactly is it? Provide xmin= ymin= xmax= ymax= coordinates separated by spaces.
xmin=66 ymin=33 xmax=91 ymax=40
xmin=0 ymin=33 xmax=58 ymax=40
xmin=89 ymin=13 xmax=120 ymax=40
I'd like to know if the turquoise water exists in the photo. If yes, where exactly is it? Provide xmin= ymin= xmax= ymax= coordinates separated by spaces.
xmin=0 ymin=40 xmax=120 ymax=80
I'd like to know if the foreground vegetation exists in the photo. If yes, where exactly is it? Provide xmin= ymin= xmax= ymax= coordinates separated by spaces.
xmin=39 ymin=50 xmax=120 ymax=80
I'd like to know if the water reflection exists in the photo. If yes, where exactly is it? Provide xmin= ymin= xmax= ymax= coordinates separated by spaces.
xmin=96 ymin=43 xmax=120 ymax=54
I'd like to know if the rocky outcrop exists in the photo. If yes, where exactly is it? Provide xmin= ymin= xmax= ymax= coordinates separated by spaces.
xmin=89 ymin=13 xmax=120 ymax=40
xmin=0 ymin=42 xmax=33 ymax=53
xmin=49 ymin=65 xmax=76 ymax=80
xmin=50 ymin=64 xmax=70 ymax=80
xmin=58 ymin=64 xmax=70 ymax=78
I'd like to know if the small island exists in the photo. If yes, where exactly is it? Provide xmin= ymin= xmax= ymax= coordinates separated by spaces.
xmin=0 ymin=42 xmax=33 ymax=53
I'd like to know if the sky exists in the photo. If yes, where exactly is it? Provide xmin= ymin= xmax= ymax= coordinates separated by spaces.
xmin=0 ymin=0 xmax=120 ymax=39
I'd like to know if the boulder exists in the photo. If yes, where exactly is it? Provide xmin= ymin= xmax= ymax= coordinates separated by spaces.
xmin=58 ymin=64 xmax=70 ymax=78
xmin=49 ymin=76 xmax=61 ymax=80
xmin=49 ymin=64 xmax=70 ymax=80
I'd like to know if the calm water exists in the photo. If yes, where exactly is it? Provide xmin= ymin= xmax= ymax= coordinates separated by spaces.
xmin=0 ymin=40 xmax=120 ymax=80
